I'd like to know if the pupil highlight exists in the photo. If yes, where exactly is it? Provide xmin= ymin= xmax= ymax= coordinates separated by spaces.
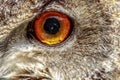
xmin=44 ymin=18 xmax=60 ymax=34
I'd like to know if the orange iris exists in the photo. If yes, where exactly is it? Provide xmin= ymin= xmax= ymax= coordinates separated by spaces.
xmin=34 ymin=11 xmax=71 ymax=45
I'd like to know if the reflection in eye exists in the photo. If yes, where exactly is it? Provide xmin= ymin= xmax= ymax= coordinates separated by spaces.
xmin=33 ymin=11 xmax=73 ymax=45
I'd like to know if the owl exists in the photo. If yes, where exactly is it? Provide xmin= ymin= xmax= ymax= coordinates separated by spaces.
xmin=0 ymin=0 xmax=120 ymax=80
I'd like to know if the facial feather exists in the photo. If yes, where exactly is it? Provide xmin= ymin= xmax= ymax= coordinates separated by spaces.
xmin=0 ymin=0 xmax=120 ymax=80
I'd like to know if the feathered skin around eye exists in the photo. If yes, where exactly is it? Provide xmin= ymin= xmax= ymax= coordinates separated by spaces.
xmin=0 ymin=0 xmax=120 ymax=80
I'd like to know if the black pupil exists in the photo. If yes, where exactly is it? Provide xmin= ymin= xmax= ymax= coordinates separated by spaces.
xmin=44 ymin=18 xmax=60 ymax=34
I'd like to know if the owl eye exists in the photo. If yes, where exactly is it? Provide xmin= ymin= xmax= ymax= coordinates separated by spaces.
xmin=34 ymin=11 xmax=72 ymax=45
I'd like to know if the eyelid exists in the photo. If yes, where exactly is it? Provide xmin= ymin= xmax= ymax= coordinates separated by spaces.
xmin=26 ymin=10 xmax=75 ymax=47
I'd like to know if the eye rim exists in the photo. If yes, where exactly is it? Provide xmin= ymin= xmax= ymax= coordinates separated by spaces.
xmin=27 ymin=11 xmax=74 ymax=46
